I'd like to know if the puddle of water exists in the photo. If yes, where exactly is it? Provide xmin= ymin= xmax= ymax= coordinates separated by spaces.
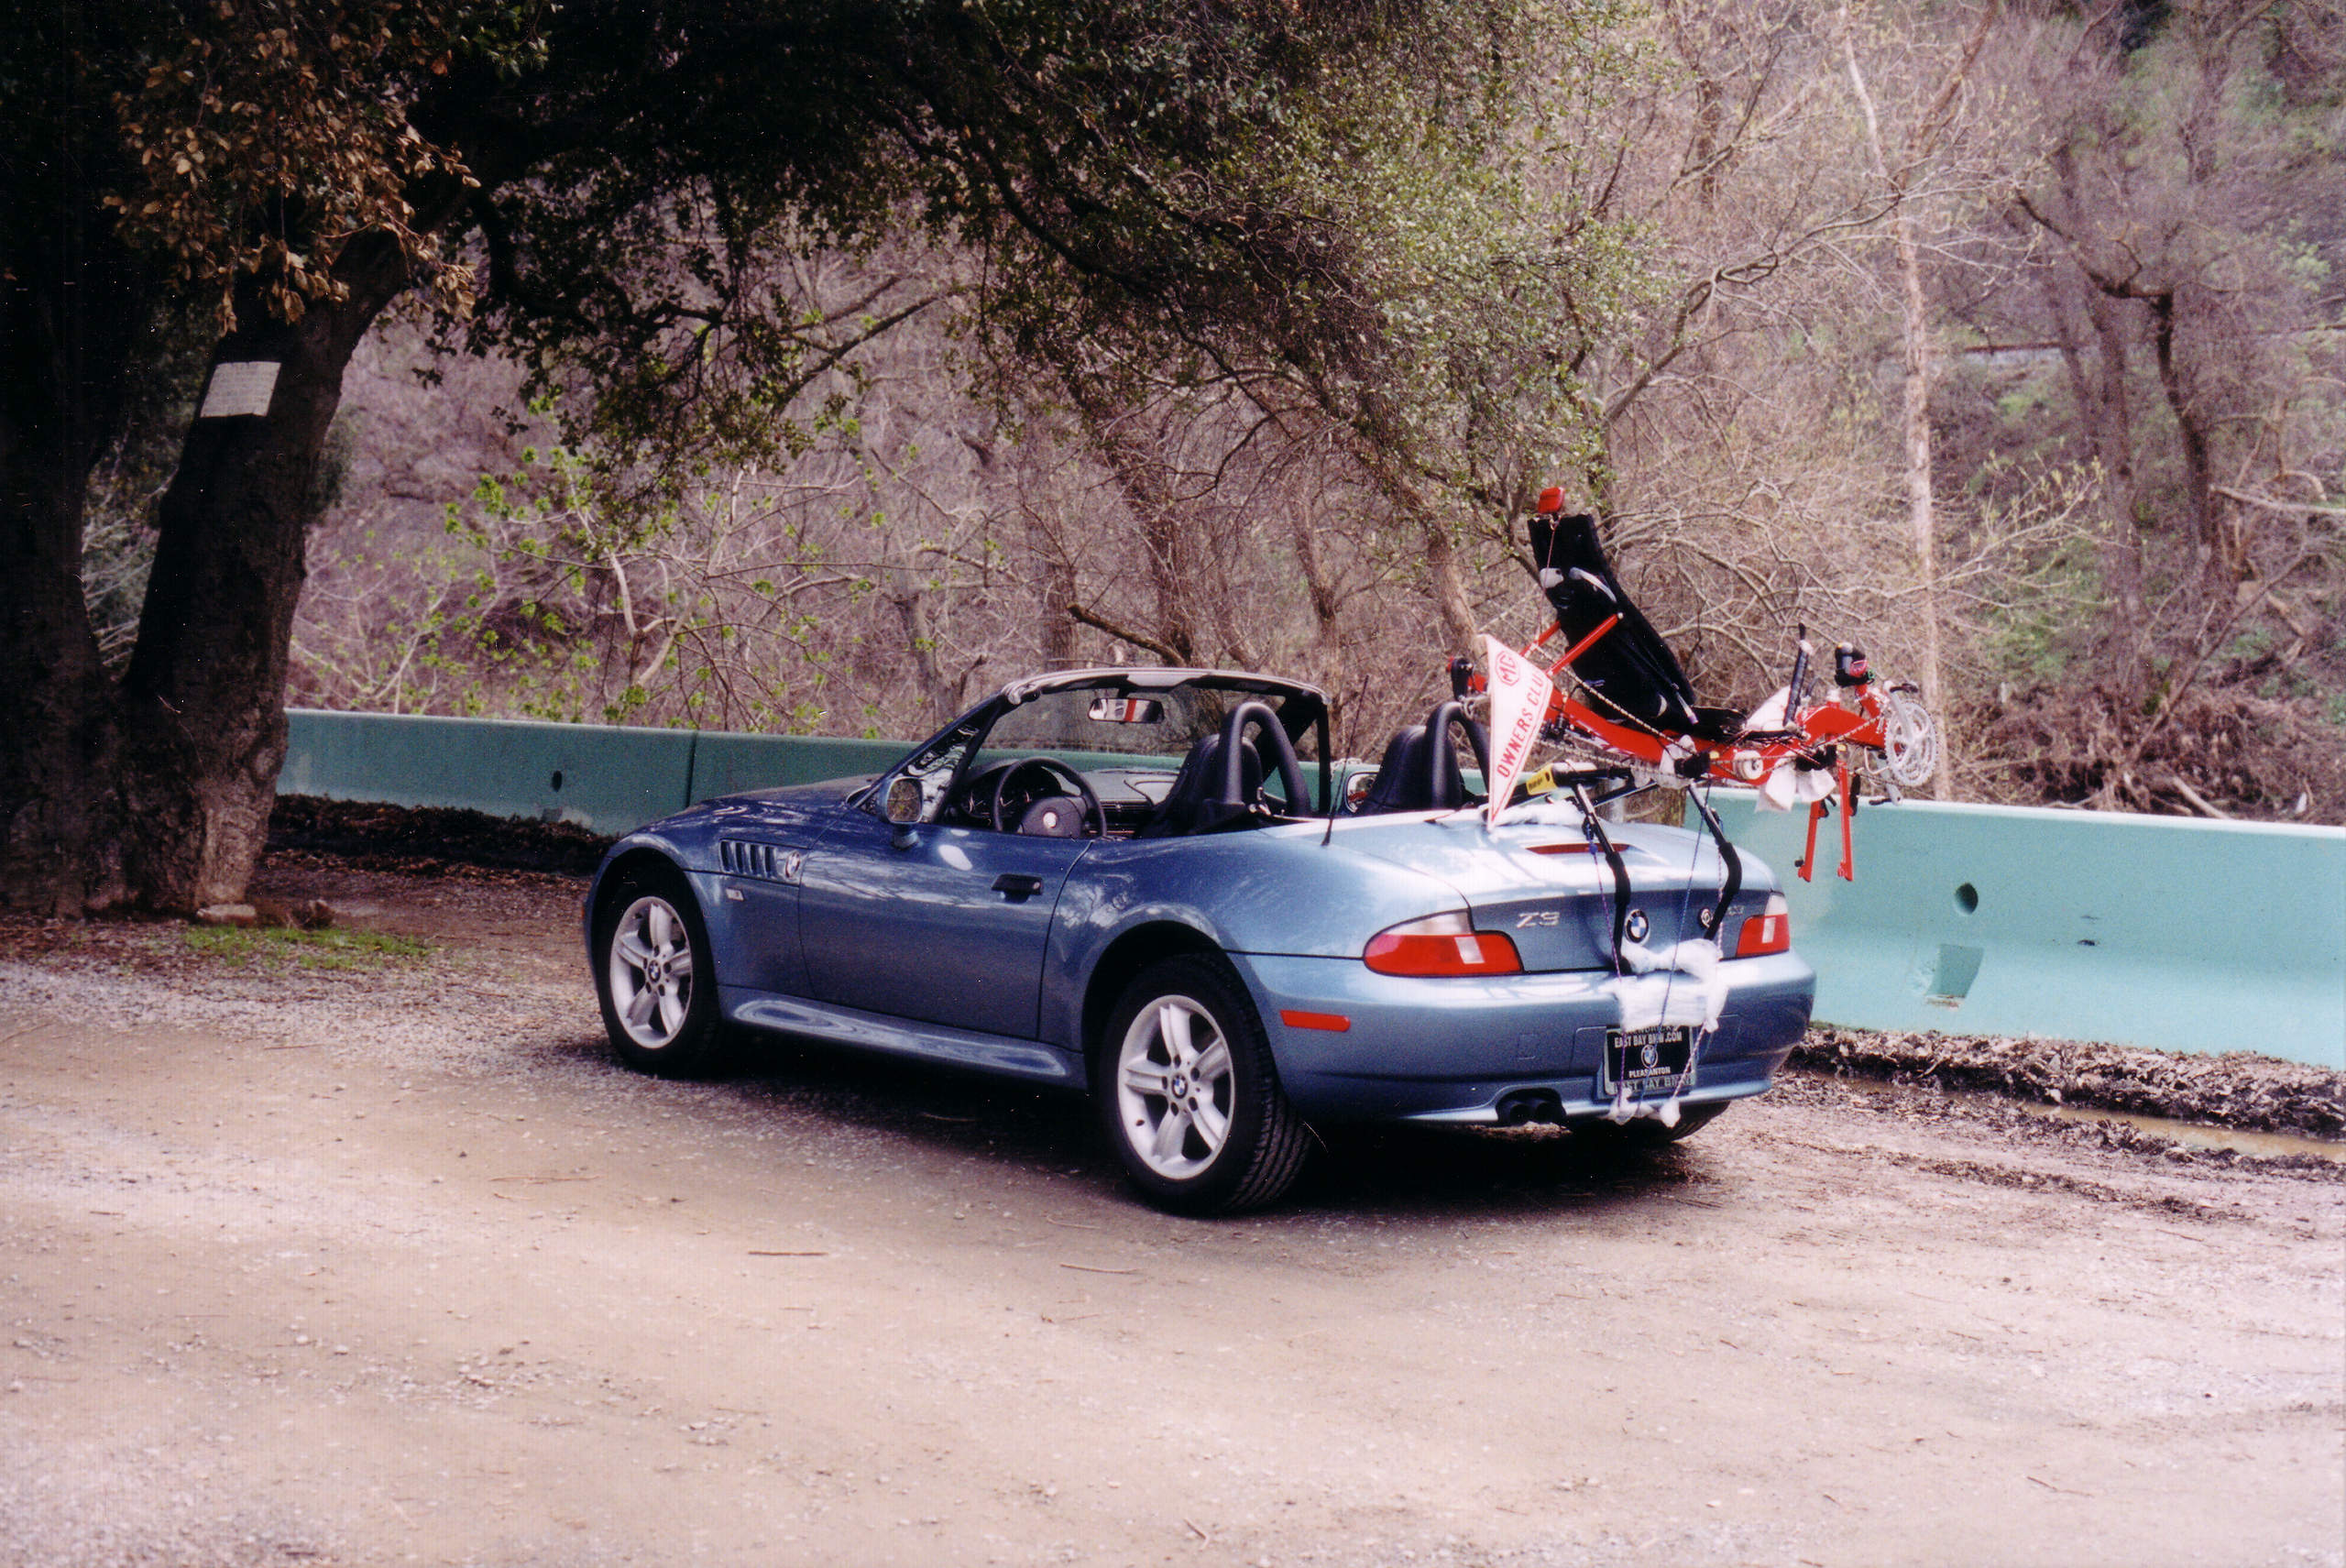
xmin=1805 ymin=1070 xmax=2346 ymax=1163
xmin=2033 ymin=1101 xmax=2345 ymax=1162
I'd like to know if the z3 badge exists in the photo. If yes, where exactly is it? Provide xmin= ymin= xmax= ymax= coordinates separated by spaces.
xmin=1515 ymin=909 xmax=1559 ymax=927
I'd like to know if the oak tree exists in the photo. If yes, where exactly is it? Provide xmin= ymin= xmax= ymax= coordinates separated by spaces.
xmin=3 ymin=0 xmax=1569 ymax=914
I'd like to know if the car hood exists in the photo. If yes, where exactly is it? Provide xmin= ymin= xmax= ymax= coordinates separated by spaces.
xmin=737 ymin=776 xmax=874 ymax=806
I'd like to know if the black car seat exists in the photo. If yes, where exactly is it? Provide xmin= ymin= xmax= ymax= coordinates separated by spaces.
xmin=1355 ymin=700 xmax=1490 ymax=813
xmin=1529 ymin=505 xmax=1746 ymax=744
xmin=1135 ymin=732 xmax=1264 ymax=838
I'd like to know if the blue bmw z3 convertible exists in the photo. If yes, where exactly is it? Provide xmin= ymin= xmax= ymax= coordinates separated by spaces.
xmin=586 ymin=667 xmax=1814 ymax=1212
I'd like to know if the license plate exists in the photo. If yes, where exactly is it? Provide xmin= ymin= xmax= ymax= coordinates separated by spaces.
xmin=1606 ymin=1025 xmax=1694 ymax=1096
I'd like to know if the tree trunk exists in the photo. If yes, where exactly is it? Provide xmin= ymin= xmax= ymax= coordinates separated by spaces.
xmin=1891 ymin=205 xmax=1946 ymax=795
xmin=887 ymin=579 xmax=960 ymax=723
xmin=1286 ymin=501 xmax=1346 ymax=724
xmin=0 ymin=407 xmax=133 ymax=916
xmin=0 ymin=185 xmax=152 ymax=914
xmin=1420 ymin=518 xmax=1480 ymax=657
xmin=115 ymin=235 xmax=415 ymax=911
xmin=0 ymin=477 xmax=124 ymax=915
xmin=1124 ymin=475 xmax=1198 ymax=664
xmin=1039 ymin=554 xmax=1080 ymax=669
xmin=1839 ymin=5 xmax=1984 ymax=795
xmin=2034 ymin=146 xmax=2151 ymax=696
xmin=2055 ymin=266 xmax=2151 ymax=694
xmin=1067 ymin=387 xmax=1200 ymax=663
xmin=2144 ymin=288 xmax=2231 ymax=588
xmin=1342 ymin=428 xmax=1479 ymax=658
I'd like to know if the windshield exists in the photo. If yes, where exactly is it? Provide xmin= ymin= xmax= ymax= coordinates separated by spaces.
xmin=974 ymin=684 xmax=1321 ymax=772
xmin=978 ymin=686 xmax=1248 ymax=765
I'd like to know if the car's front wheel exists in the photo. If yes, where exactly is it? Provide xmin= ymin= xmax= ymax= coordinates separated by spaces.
xmin=1096 ymin=955 xmax=1309 ymax=1214
xmin=594 ymin=863 xmax=726 ymax=1078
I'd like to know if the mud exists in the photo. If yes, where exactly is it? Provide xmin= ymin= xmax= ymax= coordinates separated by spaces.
xmin=1799 ymin=1024 xmax=2343 ymax=1139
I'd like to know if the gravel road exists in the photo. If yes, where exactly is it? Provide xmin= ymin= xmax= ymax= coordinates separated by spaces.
xmin=2 ymin=861 xmax=2339 ymax=1568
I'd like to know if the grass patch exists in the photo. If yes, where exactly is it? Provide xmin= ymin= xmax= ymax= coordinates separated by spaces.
xmin=182 ymin=925 xmax=434 ymax=971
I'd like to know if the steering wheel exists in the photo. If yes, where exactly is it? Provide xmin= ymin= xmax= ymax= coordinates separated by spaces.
xmin=987 ymin=757 xmax=1106 ymax=838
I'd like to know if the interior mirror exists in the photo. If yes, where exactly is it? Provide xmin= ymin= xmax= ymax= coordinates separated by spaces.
xmin=1344 ymin=769 xmax=1378 ymax=807
xmin=883 ymin=776 xmax=924 ymax=825
xmin=1087 ymin=696 xmax=1164 ymax=725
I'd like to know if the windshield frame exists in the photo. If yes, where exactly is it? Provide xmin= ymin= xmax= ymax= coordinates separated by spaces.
xmin=859 ymin=668 xmax=1334 ymax=823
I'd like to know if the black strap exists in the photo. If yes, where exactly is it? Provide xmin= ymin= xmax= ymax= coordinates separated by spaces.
xmin=1574 ymin=784 xmax=1633 ymax=973
xmin=1684 ymin=787 xmax=1743 ymax=943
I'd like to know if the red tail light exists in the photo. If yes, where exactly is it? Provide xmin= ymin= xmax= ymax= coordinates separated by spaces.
xmin=1736 ymin=894 xmax=1792 ymax=957
xmin=1364 ymin=913 xmax=1523 ymax=977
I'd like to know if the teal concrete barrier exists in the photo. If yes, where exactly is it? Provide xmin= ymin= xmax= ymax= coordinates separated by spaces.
xmin=280 ymin=710 xmax=699 ymax=835
xmin=1693 ymin=789 xmax=2345 ymax=1067
xmin=683 ymin=731 xmax=904 ymax=803
xmin=281 ymin=712 xmax=1320 ymax=831
xmin=281 ymin=710 xmax=904 ymax=838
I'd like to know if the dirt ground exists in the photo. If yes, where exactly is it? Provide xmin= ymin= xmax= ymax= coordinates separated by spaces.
xmin=2 ymin=860 xmax=2340 ymax=1568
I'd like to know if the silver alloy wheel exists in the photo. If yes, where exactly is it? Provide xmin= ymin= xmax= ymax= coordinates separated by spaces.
xmin=608 ymin=894 xmax=696 ymax=1050
xmin=1114 ymin=994 xmax=1236 ymax=1180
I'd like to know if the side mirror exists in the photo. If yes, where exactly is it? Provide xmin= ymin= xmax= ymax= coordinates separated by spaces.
xmin=883 ymin=776 xmax=924 ymax=826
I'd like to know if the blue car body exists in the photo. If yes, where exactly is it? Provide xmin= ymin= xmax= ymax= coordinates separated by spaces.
xmin=584 ymin=669 xmax=1814 ymax=1133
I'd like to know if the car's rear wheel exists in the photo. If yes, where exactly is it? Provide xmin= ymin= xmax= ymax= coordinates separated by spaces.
xmin=1096 ymin=955 xmax=1308 ymax=1214
xmin=594 ymin=862 xmax=726 ymax=1078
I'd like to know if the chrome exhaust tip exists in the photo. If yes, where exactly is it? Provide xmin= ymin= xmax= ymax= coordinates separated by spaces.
xmin=1495 ymin=1089 xmax=1563 ymax=1126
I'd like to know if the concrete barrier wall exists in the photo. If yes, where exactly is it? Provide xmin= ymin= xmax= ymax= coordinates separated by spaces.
xmin=280 ymin=709 xmax=903 ymax=837
xmin=1694 ymin=789 xmax=2345 ymax=1068
xmin=280 ymin=711 xmax=1342 ymax=828
xmin=684 ymin=731 xmax=908 ymax=804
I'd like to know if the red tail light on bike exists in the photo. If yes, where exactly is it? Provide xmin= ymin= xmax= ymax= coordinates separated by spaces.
xmin=1735 ymin=894 xmax=1792 ymax=957
xmin=1365 ymin=912 xmax=1523 ymax=977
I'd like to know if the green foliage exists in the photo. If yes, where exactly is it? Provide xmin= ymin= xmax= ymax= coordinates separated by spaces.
xmin=181 ymin=924 xmax=433 ymax=970
xmin=104 ymin=0 xmax=538 ymax=329
xmin=962 ymin=1 xmax=1649 ymax=523
xmin=336 ymin=418 xmax=873 ymax=730
xmin=1979 ymin=532 xmax=2109 ymax=685
xmin=408 ymin=0 xmax=1650 ymax=548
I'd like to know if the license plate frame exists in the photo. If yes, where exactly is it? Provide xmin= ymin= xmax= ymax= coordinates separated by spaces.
xmin=1605 ymin=1025 xmax=1695 ymax=1097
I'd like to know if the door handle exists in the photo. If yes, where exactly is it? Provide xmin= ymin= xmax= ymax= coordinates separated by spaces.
xmin=992 ymin=872 xmax=1046 ymax=900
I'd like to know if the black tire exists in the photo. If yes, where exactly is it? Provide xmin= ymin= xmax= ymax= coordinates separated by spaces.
xmin=592 ymin=860 xmax=728 ymax=1079
xmin=1571 ymin=1102 xmax=1727 ymax=1150
xmin=1094 ymin=954 xmax=1309 ymax=1215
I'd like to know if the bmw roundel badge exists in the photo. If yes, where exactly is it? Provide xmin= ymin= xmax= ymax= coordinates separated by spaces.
xmin=1624 ymin=908 xmax=1650 ymax=944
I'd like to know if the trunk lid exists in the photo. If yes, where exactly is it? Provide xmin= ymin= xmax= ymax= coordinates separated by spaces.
xmin=1328 ymin=813 xmax=1747 ymax=971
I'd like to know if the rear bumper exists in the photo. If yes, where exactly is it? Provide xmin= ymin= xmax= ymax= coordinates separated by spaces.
xmin=1227 ymin=949 xmax=1814 ymax=1124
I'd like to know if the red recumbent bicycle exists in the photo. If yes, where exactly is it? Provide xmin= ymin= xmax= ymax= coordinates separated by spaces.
xmin=1457 ymin=488 xmax=1938 ymax=881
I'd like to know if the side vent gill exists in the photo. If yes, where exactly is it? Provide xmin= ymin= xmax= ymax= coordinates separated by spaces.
xmin=718 ymin=839 xmax=799 ymax=883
